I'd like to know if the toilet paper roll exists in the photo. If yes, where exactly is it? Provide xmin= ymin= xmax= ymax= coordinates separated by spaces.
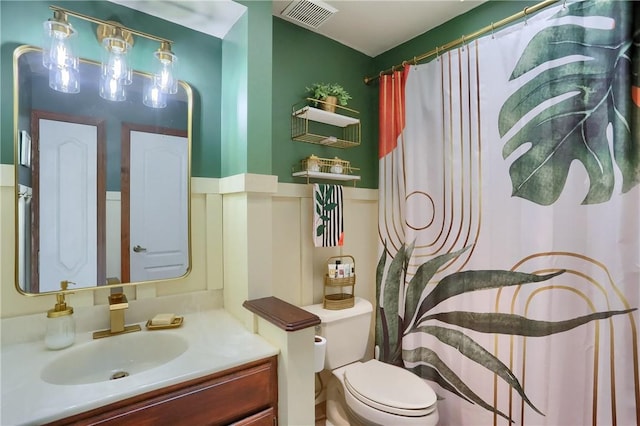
xmin=314 ymin=335 xmax=327 ymax=373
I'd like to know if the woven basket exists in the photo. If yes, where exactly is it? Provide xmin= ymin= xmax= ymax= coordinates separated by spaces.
xmin=324 ymin=255 xmax=356 ymax=310
xmin=324 ymin=293 xmax=354 ymax=310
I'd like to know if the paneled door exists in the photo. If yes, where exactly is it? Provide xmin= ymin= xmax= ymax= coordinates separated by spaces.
xmin=35 ymin=117 xmax=105 ymax=292
xmin=122 ymin=125 xmax=188 ymax=282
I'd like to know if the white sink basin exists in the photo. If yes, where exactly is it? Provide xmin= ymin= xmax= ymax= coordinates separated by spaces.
xmin=41 ymin=331 xmax=188 ymax=385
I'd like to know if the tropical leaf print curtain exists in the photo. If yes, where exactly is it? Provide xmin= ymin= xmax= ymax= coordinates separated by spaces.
xmin=376 ymin=1 xmax=640 ymax=425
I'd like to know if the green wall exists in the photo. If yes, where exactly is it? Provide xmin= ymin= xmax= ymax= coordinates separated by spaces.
xmin=222 ymin=11 xmax=249 ymax=177
xmin=271 ymin=17 xmax=378 ymax=188
xmin=222 ymin=1 xmax=273 ymax=178
xmin=0 ymin=1 xmax=222 ymax=178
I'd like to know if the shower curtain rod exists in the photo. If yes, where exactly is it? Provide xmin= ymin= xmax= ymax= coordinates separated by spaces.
xmin=363 ymin=0 xmax=560 ymax=85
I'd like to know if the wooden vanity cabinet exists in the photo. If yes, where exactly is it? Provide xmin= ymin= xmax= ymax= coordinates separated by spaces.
xmin=46 ymin=356 xmax=277 ymax=426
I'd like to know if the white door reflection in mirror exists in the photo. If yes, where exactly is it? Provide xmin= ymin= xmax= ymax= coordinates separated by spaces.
xmin=126 ymin=129 xmax=188 ymax=282
xmin=39 ymin=119 xmax=98 ymax=292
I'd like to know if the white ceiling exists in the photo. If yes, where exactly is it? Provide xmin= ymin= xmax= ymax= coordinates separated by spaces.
xmin=109 ymin=0 xmax=247 ymax=38
xmin=112 ymin=1 xmax=486 ymax=58
xmin=272 ymin=0 xmax=487 ymax=57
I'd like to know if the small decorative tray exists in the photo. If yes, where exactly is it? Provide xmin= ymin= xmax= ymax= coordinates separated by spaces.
xmin=145 ymin=316 xmax=184 ymax=330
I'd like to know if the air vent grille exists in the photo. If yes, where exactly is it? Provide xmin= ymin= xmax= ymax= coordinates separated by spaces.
xmin=281 ymin=0 xmax=337 ymax=29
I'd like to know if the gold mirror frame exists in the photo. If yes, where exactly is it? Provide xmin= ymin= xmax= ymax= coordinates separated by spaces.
xmin=13 ymin=45 xmax=193 ymax=296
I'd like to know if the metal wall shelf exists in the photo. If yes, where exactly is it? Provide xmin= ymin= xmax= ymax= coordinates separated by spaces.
xmin=292 ymin=170 xmax=361 ymax=183
xmin=291 ymin=99 xmax=360 ymax=149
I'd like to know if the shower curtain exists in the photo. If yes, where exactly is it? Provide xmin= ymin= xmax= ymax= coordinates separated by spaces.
xmin=376 ymin=1 xmax=640 ymax=425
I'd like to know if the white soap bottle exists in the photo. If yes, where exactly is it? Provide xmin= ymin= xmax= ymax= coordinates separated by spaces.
xmin=45 ymin=281 xmax=76 ymax=350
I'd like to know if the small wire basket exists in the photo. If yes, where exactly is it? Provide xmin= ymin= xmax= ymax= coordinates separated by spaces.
xmin=298 ymin=155 xmax=358 ymax=175
xmin=324 ymin=255 xmax=356 ymax=310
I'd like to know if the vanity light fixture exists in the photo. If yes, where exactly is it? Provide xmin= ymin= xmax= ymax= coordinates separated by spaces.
xmin=42 ymin=5 xmax=178 ymax=107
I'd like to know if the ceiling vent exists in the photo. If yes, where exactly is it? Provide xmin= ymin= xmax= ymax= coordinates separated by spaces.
xmin=281 ymin=0 xmax=338 ymax=29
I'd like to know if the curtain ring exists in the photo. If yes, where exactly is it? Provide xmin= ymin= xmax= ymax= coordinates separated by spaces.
xmin=562 ymin=0 xmax=566 ymax=8
xmin=523 ymin=7 xmax=529 ymax=25
xmin=491 ymin=22 xmax=495 ymax=39
xmin=461 ymin=35 xmax=466 ymax=51
xmin=435 ymin=46 xmax=439 ymax=61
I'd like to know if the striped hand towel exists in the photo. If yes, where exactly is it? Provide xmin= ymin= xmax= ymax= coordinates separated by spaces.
xmin=313 ymin=184 xmax=344 ymax=247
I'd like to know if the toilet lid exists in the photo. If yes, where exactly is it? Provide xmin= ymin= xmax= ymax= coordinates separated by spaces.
xmin=344 ymin=359 xmax=437 ymax=416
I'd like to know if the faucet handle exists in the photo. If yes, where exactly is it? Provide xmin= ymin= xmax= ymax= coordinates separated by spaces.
xmin=108 ymin=293 xmax=129 ymax=310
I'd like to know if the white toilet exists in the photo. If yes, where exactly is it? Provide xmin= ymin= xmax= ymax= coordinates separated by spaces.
xmin=303 ymin=297 xmax=438 ymax=426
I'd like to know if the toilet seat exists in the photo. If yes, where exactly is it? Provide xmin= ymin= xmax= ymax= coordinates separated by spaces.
xmin=343 ymin=359 xmax=437 ymax=417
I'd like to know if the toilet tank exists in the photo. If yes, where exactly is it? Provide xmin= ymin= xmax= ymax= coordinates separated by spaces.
xmin=301 ymin=297 xmax=373 ymax=370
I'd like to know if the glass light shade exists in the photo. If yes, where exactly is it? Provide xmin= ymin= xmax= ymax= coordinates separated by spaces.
xmin=153 ymin=44 xmax=178 ymax=94
xmin=143 ymin=79 xmax=167 ymax=109
xmin=42 ymin=18 xmax=78 ymax=72
xmin=99 ymin=75 xmax=126 ymax=102
xmin=101 ymin=36 xmax=132 ymax=85
xmin=48 ymin=66 xmax=79 ymax=93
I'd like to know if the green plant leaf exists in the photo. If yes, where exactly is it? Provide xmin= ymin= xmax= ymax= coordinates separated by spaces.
xmin=403 ymin=246 xmax=471 ymax=332
xmin=315 ymin=204 xmax=321 ymax=215
xmin=379 ymin=308 xmax=392 ymax=364
xmin=498 ymin=0 xmax=639 ymax=205
xmin=315 ymin=190 xmax=324 ymax=206
xmin=419 ymin=309 xmax=637 ymax=336
xmin=316 ymin=224 xmax=325 ymax=237
xmin=320 ymin=215 xmax=330 ymax=222
xmin=416 ymin=325 xmax=543 ymax=416
xmin=404 ymin=351 xmax=472 ymax=404
xmin=414 ymin=270 xmax=564 ymax=324
xmin=324 ymin=203 xmax=337 ymax=211
xmin=404 ymin=347 xmax=514 ymax=422
xmin=403 ymin=241 xmax=415 ymax=273
xmin=383 ymin=244 xmax=408 ymax=365
xmin=375 ymin=244 xmax=388 ymax=361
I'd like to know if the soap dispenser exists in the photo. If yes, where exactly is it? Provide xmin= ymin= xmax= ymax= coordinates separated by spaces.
xmin=45 ymin=280 xmax=76 ymax=350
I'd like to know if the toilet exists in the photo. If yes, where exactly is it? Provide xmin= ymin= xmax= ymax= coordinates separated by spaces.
xmin=302 ymin=297 xmax=438 ymax=426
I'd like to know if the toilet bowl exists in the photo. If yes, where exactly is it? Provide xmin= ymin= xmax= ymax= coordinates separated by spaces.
xmin=302 ymin=298 xmax=439 ymax=426
xmin=330 ymin=360 xmax=438 ymax=426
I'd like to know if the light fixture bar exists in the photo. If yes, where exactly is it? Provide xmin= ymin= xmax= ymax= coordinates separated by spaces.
xmin=49 ymin=5 xmax=173 ymax=45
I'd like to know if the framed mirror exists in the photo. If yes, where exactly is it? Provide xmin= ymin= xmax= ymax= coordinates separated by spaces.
xmin=14 ymin=46 xmax=192 ymax=294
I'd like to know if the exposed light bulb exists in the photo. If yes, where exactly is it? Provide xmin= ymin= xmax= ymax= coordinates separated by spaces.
xmin=106 ymin=51 xmax=125 ymax=79
xmin=53 ymin=39 xmax=69 ymax=67
xmin=48 ymin=66 xmax=79 ymax=93
xmin=101 ymin=31 xmax=132 ymax=86
xmin=143 ymin=78 xmax=167 ymax=108
xmin=99 ymin=75 xmax=125 ymax=102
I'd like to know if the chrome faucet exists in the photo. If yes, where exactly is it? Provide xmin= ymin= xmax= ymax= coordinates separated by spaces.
xmin=93 ymin=292 xmax=141 ymax=339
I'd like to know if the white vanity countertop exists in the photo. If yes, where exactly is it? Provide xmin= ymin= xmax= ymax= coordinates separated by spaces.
xmin=1 ymin=308 xmax=278 ymax=425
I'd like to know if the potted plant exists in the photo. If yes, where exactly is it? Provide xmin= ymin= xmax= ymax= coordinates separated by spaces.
xmin=306 ymin=82 xmax=352 ymax=112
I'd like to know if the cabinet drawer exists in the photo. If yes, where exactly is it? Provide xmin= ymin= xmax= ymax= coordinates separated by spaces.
xmin=231 ymin=407 xmax=275 ymax=426
xmin=47 ymin=356 xmax=277 ymax=426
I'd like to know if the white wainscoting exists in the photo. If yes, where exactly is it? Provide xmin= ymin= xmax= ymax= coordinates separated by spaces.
xmin=271 ymin=183 xmax=378 ymax=308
